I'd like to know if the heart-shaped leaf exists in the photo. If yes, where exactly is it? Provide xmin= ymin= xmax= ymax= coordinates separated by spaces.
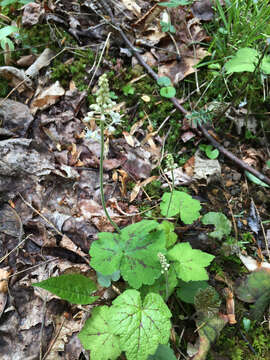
xmin=109 ymin=290 xmax=172 ymax=360
xmin=78 ymin=306 xmax=121 ymax=360
xmin=167 ymin=243 xmax=214 ymax=282
xmin=160 ymin=191 xmax=201 ymax=224
xmin=90 ymin=220 xmax=166 ymax=289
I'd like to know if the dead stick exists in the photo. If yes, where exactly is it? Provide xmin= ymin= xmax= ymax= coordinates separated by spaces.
xmin=114 ymin=25 xmax=270 ymax=186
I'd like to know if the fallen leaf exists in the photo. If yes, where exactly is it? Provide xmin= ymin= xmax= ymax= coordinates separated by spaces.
xmin=31 ymin=81 xmax=65 ymax=114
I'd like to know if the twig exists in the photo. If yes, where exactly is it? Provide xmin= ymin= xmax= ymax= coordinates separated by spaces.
xmin=42 ymin=317 xmax=65 ymax=360
xmin=8 ymin=258 xmax=58 ymax=279
xmin=18 ymin=194 xmax=63 ymax=236
xmin=88 ymin=32 xmax=111 ymax=89
xmin=0 ymin=235 xmax=31 ymax=264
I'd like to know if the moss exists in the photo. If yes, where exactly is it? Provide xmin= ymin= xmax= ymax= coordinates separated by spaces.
xmin=19 ymin=24 xmax=59 ymax=54
xmin=50 ymin=49 xmax=95 ymax=90
xmin=144 ymin=180 xmax=162 ymax=199
xmin=0 ymin=78 xmax=10 ymax=97
xmin=211 ymin=321 xmax=270 ymax=359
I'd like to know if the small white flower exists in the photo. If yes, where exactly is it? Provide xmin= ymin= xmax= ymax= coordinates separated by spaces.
xmin=83 ymin=73 xmax=122 ymax=138
xmin=84 ymin=128 xmax=101 ymax=141
xmin=158 ymin=252 xmax=170 ymax=273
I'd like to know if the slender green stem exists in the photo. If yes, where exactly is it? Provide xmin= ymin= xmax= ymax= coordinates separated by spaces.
xmin=164 ymin=270 xmax=169 ymax=302
xmin=99 ymin=121 xmax=121 ymax=233
xmin=166 ymin=167 xmax=175 ymax=217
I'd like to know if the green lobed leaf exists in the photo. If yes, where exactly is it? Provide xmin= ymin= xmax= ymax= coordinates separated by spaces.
xmin=160 ymin=190 xmax=201 ymax=224
xmin=235 ymin=260 xmax=270 ymax=320
xmin=177 ymin=280 xmax=209 ymax=304
xmin=201 ymin=212 xmax=232 ymax=240
xmin=148 ymin=344 xmax=177 ymax=360
xmin=158 ymin=220 xmax=177 ymax=248
xmin=78 ymin=306 xmax=121 ymax=360
xmin=225 ymin=48 xmax=259 ymax=74
xmin=33 ymin=274 xmax=98 ymax=305
xmin=195 ymin=313 xmax=227 ymax=358
xmin=109 ymin=290 xmax=172 ymax=360
xmin=167 ymin=243 xmax=214 ymax=282
xmin=90 ymin=220 xmax=166 ymax=289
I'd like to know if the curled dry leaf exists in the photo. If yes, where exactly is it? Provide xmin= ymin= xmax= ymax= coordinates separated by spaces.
xmin=30 ymin=81 xmax=65 ymax=114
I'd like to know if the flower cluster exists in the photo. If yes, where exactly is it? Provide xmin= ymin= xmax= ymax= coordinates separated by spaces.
xmin=84 ymin=73 xmax=121 ymax=140
xmin=164 ymin=153 xmax=177 ymax=172
xmin=158 ymin=252 xmax=170 ymax=274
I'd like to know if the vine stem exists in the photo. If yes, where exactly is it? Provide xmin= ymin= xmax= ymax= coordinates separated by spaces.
xmin=100 ymin=121 xmax=121 ymax=233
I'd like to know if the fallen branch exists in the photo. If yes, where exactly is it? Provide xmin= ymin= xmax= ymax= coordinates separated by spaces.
xmin=104 ymin=16 xmax=270 ymax=186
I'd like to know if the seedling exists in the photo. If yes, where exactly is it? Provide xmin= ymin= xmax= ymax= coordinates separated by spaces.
xmin=245 ymin=170 xmax=270 ymax=188
xmin=157 ymin=76 xmax=176 ymax=98
xmin=186 ymin=109 xmax=212 ymax=128
xmin=160 ymin=21 xmax=176 ymax=34
xmin=199 ymin=144 xmax=219 ymax=159
xmin=122 ymin=83 xmax=135 ymax=96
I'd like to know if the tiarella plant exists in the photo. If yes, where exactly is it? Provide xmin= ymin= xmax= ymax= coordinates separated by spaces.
xmin=33 ymin=73 xmax=219 ymax=360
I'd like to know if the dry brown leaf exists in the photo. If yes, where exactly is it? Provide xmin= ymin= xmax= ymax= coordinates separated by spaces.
xmin=0 ymin=268 xmax=11 ymax=293
xmin=223 ymin=288 xmax=236 ymax=325
xmin=130 ymin=118 xmax=145 ymax=135
xmin=183 ymin=155 xmax=195 ymax=177
xmin=123 ymin=131 xmax=137 ymax=147
xmin=130 ymin=175 xmax=158 ymax=202
xmin=159 ymin=47 xmax=210 ymax=84
xmin=30 ymin=81 xmax=65 ymax=114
